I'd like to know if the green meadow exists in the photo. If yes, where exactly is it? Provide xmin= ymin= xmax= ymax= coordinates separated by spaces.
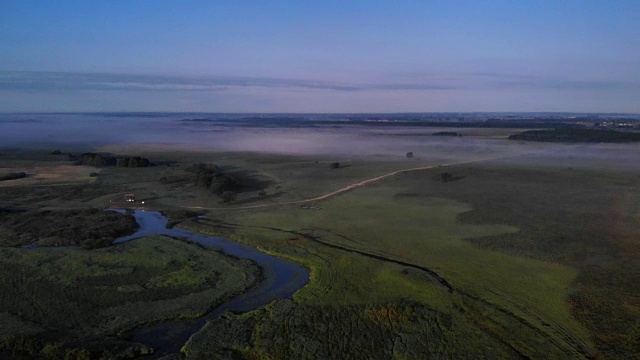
xmin=1 ymin=140 xmax=638 ymax=359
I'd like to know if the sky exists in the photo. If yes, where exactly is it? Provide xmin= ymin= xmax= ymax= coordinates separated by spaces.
xmin=1 ymin=0 xmax=639 ymax=113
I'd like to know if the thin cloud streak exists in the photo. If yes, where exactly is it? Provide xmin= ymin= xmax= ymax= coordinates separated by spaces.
xmin=0 ymin=71 xmax=637 ymax=94
xmin=466 ymin=72 xmax=638 ymax=91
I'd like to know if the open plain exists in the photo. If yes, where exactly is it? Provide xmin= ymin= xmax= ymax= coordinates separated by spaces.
xmin=1 ymin=117 xmax=639 ymax=359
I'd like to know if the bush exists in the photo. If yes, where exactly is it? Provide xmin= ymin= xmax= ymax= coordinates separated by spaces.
xmin=221 ymin=191 xmax=236 ymax=204
xmin=438 ymin=172 xmax=454 ymax=183
xmin=41 ymin=343 xmax=63 ymax=359
xmin=63 ymin=348 xmax=90 ymax=360
xmin=330 ymin=162 xmax=340 ymax=169
xmin=0 ymin=172 xmax=26 ymax=181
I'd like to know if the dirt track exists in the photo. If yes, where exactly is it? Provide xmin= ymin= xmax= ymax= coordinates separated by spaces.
xmin=186 ymin=155 xmax=512 ymax=211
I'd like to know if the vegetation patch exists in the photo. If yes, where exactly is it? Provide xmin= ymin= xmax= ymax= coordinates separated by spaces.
xmin=162 ymin=208 xmax=205 ymax=228
xmin=432 ymin=131 xmax=462 ymax=136
xmin=0 ymin=208 xmax=138 ymax=248
xmin=183 ymin=182 xmax=587 ymax=359
xmin=0 ymin=172 xmax=27 ymax=181
xmin=184 ymin=299 xmax=525 ymax=360
xmin=0 ymin=236 xmax=260 ymax=359
xmin=402 ymin=162 xmax=640 ymax=359
xmin=188 ymin=163 xmax=244 ymax=202
xmin=70 ymin=152 xmax=152 ymax=167
xmin=0 ymin=147 xmax=636 ymax=359
xmin=509 ymin=128 xmax=640 ymax=142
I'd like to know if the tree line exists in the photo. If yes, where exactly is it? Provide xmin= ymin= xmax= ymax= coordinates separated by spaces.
xmin=70 ymin=153 xmax=152 ymax=168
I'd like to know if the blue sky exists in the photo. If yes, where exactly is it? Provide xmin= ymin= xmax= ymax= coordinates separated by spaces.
xmin=1 ymin=1 xmax=639 ymax=112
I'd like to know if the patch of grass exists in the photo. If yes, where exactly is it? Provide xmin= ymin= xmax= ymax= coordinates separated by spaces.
xmin=0 ymin=236 xmax=260 ymax=357
xmin=184 ymin=299 xmax=526 ymax=360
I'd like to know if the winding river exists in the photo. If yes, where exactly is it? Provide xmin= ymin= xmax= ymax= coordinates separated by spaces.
xmin=111 ymin=210 xmax=309 ymax=357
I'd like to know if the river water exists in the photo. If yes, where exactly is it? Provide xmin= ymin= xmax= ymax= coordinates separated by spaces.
xmin=111 ymin=210 xmax=309 ymax=357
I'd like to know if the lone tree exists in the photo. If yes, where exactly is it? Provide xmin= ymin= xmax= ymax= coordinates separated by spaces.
xmin=330 ymin=162 xmax=340 ymax=169
xmin=406 ymin=152 xmax=414 ymax=158
xmin=221 ymin=191 xmax=236 ymax=203
xmin=439 ymin=172 xmax=454 ymax=183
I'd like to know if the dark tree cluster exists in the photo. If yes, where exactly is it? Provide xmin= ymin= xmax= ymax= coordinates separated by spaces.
xmin=116 ymin=156 xmax=150 ymax=168
xmin=0 ymin=208 xmax=138 ymax=249
xmin=330 ymin=162 xmax=340 ymax=169
xmin=0 ymin=172 xmax=26 ymax=181
xmin=190 ymin=163 xmax=243 ymax=201
xmin=71 ymin=153 xmax=151 ymax=168
xmin=432 ymin=131 xmax=462 ymax=137
xmin=509 ymin=129 xmax=640 ymax=143
xmin=71 ymin=153 xmax=117 ymax=167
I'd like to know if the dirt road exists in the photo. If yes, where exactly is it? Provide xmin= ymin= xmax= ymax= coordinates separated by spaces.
xmin=185 ymin=155 xmax=513 ymax=211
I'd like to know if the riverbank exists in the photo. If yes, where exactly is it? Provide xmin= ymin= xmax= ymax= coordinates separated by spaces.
xmin=0 ymin=210 xmax=309 ymax=359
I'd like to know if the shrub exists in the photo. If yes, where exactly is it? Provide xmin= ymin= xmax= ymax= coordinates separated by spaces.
xmin=0 ymin=172 xmax=26 ymax=181
xmin=222 ymin=191 xmax=236 ymax=203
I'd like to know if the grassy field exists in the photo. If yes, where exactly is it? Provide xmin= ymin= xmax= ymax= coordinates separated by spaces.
xmin=177 ymin=146 xmax=638 ymax=359
xmin=1 ymin=141 xmax=638 ymax=359
xmin=182 ymin=185 xmax=589 ymax=359
xmin=0 ymin=236 xmax=260 ymax=359
xmin=415 ymin=159 xmax=640 ymax=359
xmin=0 ymin=150 xmax=98 ymax=188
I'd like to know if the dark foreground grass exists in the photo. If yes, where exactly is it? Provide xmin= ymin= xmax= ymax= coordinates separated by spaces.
xmin=0 ymin=236 xmax=260 ymax=359
xmin=184 ymin=299 xmax=526 ymax=360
